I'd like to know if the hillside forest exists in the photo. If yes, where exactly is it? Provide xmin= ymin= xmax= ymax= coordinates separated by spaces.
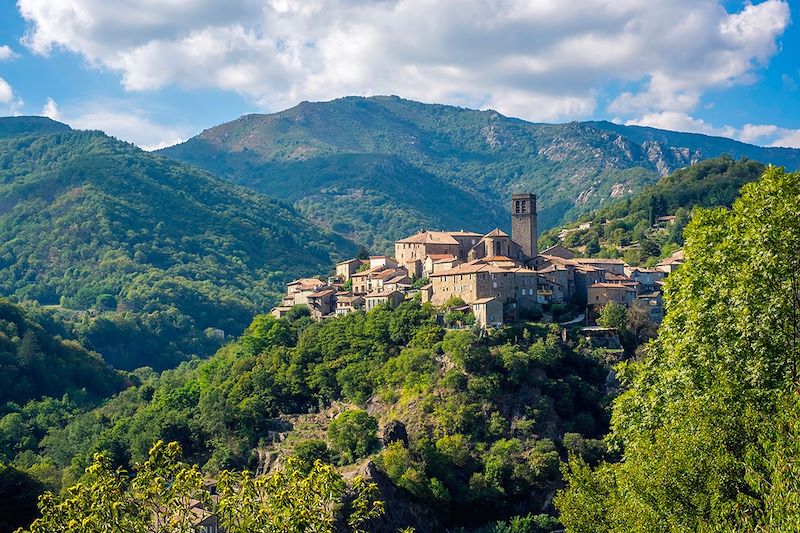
xmin=4 ymin=165 xmax=799 ymax=531
xmin=0 ymin=105 xmax=799 ymax=532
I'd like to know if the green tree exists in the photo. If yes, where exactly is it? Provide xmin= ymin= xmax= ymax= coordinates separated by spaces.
xmin=292 ymin=439 xmax=331 ymax=475
xmin=327 ymin=409 xmax=379 ymax=464
xmin=556 ymin=167 xmax=800 ymax=531
xmin=216 ymin=458 xmax=383 ymax=533
xmin=0 ymin=463 xmax=44 ymax=532
xmin=19 ymin=442 xmax=383 ymax=533
xmin=596 ymin=302 xmax=626 ymax=332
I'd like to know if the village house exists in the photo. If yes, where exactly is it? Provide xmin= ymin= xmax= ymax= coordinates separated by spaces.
xmin=306 ymin=287 xmax=337 ymax=319
xmin=335 ymin=292 xmax=365 ymax=315
xmin=656 ymin=256 xmax=684 ymax=274
xmin=423 ymin=254 xmax=461 ymax=277
xmin=572 ymin=257 xmax=627 ymax=275
xmin=472 ymin=297 xmax=504 ymax=328
xmin=395 ymin=231 xmax=474 ymax=278
xmin=588 ymin=282 xmax=637 ymax=307
xmin=364 ymin=289 xmax=406 ymax=311
xmin=637 ymin=291 xmax=664 ymax=322
xmin=335 ymin=258 xmax=366 ymax=281
xmin=624 ymin=266 xmax=666 ymax=292
xmin=350 ymin=264 xmax=408 ymax=295
xmin=428 ymin=258 xmax=539 ymax=316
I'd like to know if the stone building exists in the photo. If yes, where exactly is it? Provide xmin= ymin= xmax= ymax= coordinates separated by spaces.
xmin=511 ymin=193 xmax=537 ymax=260
xmin=588 ymin=282 xmax=637 ymax=306
xmin=364 ymin=290 xmax=406 ymax=311
xmin=428 ymin=259 xmax=538 ymax=310
xmin=395 ymin=231 xmax=481 ymax=278
xmin=472 ymin=297 xmax=504 ymax=328
xmin=335 ymin=259 xmax=365 ymax=281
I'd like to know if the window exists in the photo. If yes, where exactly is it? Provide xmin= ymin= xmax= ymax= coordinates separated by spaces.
xmin=515 ymin=200 xmax=521 ymax=214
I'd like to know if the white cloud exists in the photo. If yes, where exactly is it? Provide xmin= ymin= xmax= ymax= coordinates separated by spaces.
xmin=627 ymin=113 xmax=800 ymax=149
xmin=15 ymin=0 xmax=791 ymax=123
xmin=39 ymin=97 xmax=188 ymax=150
xmin=740 ymin=123 xmax=800 ymax=148
xmin=40 ymin=96 xmax=61 ymax=120
xmin=0 ymin=45 xmax=18 ymax=61
xmin=626 ymin=112 xmax=736 ymax=138
xmin=68 ymin=108 xmax=187 ymax=150
xmin=0 ymin=77 xmax=24 ymax=115
xmin=0 ymin=78 xmax=13 ymax=103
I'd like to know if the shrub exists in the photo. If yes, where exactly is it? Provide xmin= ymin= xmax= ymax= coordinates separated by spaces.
xmin=327 ymin=409 xmax=379 ymax=464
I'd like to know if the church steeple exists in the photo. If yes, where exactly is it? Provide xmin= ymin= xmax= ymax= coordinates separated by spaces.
xmin=511 ymin=193 xmax=537 ymax=259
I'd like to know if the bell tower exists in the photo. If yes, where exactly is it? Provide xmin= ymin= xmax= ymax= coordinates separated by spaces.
xmin=511 ymin=193 xmax=537 ymax=259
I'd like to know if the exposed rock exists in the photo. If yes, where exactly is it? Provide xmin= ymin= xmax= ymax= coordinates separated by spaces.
xmin=347 ymin=460 xmax=441 ymax=533
xmin=382 ymin=420 xmax=409 ymax=447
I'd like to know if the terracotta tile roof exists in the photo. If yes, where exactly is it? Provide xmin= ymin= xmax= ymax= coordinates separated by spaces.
xmin=396 ymin=231 xmax=460 ymax=245
xmin=591 ymin=282 xmax=636 ymax=290
xmin=482 ymin=255 xmax=518 ymax=262
xmin=657 ymin=256 xmax=685 ymax=266
xmin=471 ymin=297 xmax=497 ymax=305
xmin=365 ymin=289 xmax=403 ymax=298
xmin=374 ymin=268 xmax=405 ymax=280
xmin=448 ymin=230 xmax=483 ymax=237
xmin=308 ymin=288 xmax=335 ymax=298
xmin=351 ymin=265 xmax=385 ymax=278
xmin=336 ymin=258 xmax=363 ymax=266
xmin=288 ymin=278 xmax=325 ymax=290
xmin=606 ymin=273 xmax=634 ymax=281
xmin=426 ymin=253 xmax=457 ymax=261
xmin=573 ymin=257 xmax=627 ymax=265
xmin=628 ymin=267 xmax=663 ymax=273
xmin=483 ymin=228 xmax=509 ymax=237
xmin=638 ymin=291 xmax=662 ymax=298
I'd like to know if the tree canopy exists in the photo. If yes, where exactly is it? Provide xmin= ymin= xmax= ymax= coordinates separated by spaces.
xmin=555 ymin=166 xmax=800 ymax=531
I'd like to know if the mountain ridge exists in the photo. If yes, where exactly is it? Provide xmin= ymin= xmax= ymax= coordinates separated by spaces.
xmin=160 ymin=95 xmax=800 ymax=251
xmin=0 ymin=123 xmax=356 ymax=369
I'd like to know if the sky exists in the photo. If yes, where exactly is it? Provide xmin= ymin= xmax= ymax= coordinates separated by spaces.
xmin=0 ymin=0 xmax=799 ymax=150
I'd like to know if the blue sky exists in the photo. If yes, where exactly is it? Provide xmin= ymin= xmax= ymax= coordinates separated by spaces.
xmin=1 ymin=0 xmax=798 ymax=150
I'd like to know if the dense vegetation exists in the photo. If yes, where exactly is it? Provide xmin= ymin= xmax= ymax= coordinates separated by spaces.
xmin=6 ymin=297 xmax=618 ymax=531
xmin=0 ymin=298 xmax=125 ymax=406
xmin=0 ymin=123 xmax=354 ymax=370
xmin=555 ymin=167 xmax=800 ymax=530
xmin=21 ymin=440 xmax=383 ymax=533
xmin=539 ymin=156 xmax=766 ymax=265
xmin=161 ymin=96 xmax=800 ymax=251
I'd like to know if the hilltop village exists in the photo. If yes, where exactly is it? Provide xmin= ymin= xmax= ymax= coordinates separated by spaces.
xmin=272 ymin=193 xmax=684 ymax=328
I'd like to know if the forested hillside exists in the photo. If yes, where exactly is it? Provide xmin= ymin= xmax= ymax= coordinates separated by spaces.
xmin=539 ymin=156 xmax=766 ymax=265
xmin=9 ymin=300 xmax=614 ymax=531
xmin=0 ymin=298 xmax=125 ymax=406
xmin=161 ymin=96 xmax=800 ymax=251
xmin=0 ymin=123 xmax=355 ymax=370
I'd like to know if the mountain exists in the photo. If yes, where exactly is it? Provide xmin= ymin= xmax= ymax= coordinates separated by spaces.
xmin=538 ymin=156 xmax=766 ymax=265
xmin=0 ymin=122 xmax=355 ymax=370
xmin=0 ymin=298 xmax=125 ymax=407
xmin=160 ymin=96 xmax=800 ymax=252
xmin=0 ymin=116 xmax=70 ymax=139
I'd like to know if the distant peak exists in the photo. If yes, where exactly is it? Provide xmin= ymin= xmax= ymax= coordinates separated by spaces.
xmin=0 ymin=115 xmax=71 ymax=139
